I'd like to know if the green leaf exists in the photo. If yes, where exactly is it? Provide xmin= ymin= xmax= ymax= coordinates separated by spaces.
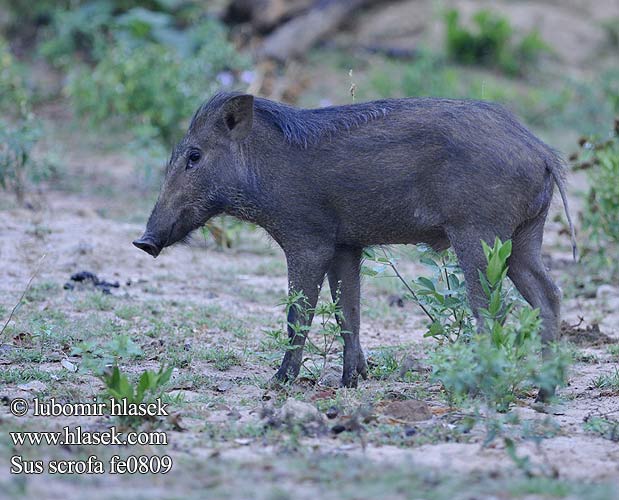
xmin=420 ymin=257 xmax=439 ymax=268
xmin=417 ymin=276 xmax=436 ymax=291
xmin=498 ymin=239 xmax=512 ymax=262
xmin=424 ymin=320 xmax=445 ymax=338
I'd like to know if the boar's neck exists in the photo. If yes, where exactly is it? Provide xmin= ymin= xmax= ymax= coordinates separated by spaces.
xmin=221 ymin=123 xmax=311 ymax=246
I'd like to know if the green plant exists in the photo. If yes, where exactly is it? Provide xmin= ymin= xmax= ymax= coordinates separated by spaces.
xmin=368 ymin=50 xmax=459 ymax=99
xmin=0 ymin=38 xmax=57 ymax=202
xmin=584 ymin=415 xmax=619 ymax=442
xmin=366 ymin=348 xmax=400 ymax=380
xmin=602 ymin=17 xmax=619 ymax=48
xmin=1 ymin=39 xmax=33 ymax=200
xmin=38 ymin=1 xmax=206 ymax=66
xmin=37 ymin=1 xmax=114 ymax=66
xmin=592 ymin=368 xmax=619 ymax=392
xmin=367 ymin=49 xmax=613 ymax=139
xmin=362 ymin=245 xmax=475 ymax=344
xmin=0 ymin=367 xmax=55 ymax=384
xmin=364 ymin=239 xmax=568 ymax=411
xmin=303 ymin=297 xmax=345 ymax=380
xmin=414 ymin=248 xmax=475 ymax=343
xmin=577 ymin=126 xmax=619 ymax=246
xmin=0 ymin=119 xmax=41 ymax=203
xmin=567 ymin=121 xmax=619 ymax=288
xmin=0 ymin=38 xmax=29 ymax=116
xmin=602 ymin=68 xmax=619 ymax=114
xmin=66 ymin=18 xmax=248 ymax=145
xmin=430 ymin=238 xmax=569 ymax=411
xmin=445 ymin=9 xmax=549 ymax=76
xmin=71 ymin=333 xmax=144 ymax=375
xmin=400 ymin=50 xmax=459 ymax=98
xmin=102 ymin=364 xmax=172 ymax=426
xmin=198 ymin=346 xmax=243 ymax=371
xmin=276 ymin=291 xmax=346 ymax=382
xmin=0 ymin=0 xmax=70 ymax=42
xmin=260 ymin=327 xmax=293 ymax=366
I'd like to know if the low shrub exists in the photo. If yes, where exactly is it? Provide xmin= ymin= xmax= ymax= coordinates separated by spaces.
xmin=0 ymin=38 xmax=55 ymax=201
xmin=580 ymin=130 xmax=619 ymax=246
xmin=365 ymin=238 xmax=570 ymax=411
xmin=445 ymin=9 xmax=549 ymax=76
xmin=568 ymin=120 xmax=619 ymax=286
xmin=66 ymin=18 xmax=248 ymax=145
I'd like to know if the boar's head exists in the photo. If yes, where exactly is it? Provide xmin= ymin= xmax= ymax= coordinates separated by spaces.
xmin=133 ymin=93 xmax=254 ymax=257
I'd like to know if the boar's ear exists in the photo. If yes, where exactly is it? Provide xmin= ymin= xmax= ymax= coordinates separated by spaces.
xmin=222 ymin=94 xmax=254 ymax=141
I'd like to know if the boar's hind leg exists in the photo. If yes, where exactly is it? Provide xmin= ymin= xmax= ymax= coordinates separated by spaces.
xmin=327 ymin=246 xmax=367 ymax=388
xmin=507 ymin=214 xmax=561 ymax=402
xmin=273 ymin=246 xmax=334 ymax=384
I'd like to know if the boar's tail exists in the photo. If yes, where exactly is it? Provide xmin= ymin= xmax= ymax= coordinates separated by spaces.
xmin=547 ymin=157 xmax=578 ymax=260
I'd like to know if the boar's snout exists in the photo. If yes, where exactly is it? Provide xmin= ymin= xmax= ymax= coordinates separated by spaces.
xmin=132 ymin=235 xmax=162 ymax=258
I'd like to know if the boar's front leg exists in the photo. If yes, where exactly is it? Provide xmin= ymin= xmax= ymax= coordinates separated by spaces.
xmin=327 ymin=246 xmax=367 ymax=388
xmin=273 ymin=245 xmax=334 ymax=383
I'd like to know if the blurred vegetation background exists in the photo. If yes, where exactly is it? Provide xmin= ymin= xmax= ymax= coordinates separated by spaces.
xmin=0 ymin=0 xmax=618 ymax=261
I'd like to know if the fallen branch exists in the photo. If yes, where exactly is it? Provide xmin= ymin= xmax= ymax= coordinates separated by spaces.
xmin=260 ymin=0 xmax=376 ymax=62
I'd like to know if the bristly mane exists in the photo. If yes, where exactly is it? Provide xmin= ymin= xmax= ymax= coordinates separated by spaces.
xmin=194 ymin=92 xmax=397 ymax=148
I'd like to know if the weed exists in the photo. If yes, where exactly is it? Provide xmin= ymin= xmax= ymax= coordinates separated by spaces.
xmin=198 ymin=346 xmax=243 ymax=371
xmin=259 ymin=328 xmax=292 ymax=366
xmin=400 ymin=50 xmax=459 ymax=98
xmin=71 ymin=333 xmax=143 ymax=375
xmin=75 ymin=291 xmax=115 ymax=312
xmin=584 ymin=415 xmax=619 ymax=442
xmin=0 ymin=37 xmax=29 ymax=116
xmin=114 ymin=304 xmax=142 ymax=321
xmin=0 ymin=117 xmax=49 ymax=203
xmin=304 ymin=298 xmax=345 ymax=380
xmin=0 ymin=367 xmax=54 ymax=384
xmin=0 ymin=39 xmax=57 ymax=202
xmin=570 ymin=121 xmax=619 ymax=285
xmin=366 ymin=50 xmax=613 ymax=138
xmin=577 ymin=124 xmax=619 ymax=246
xmin=608 ymin=344 xmax=619 ymax=359
xmin=276 ymin=291 xmax=346 ymax=381
xmin=574 ymin=351 xmax=599 ymax=364
xmin=24 ymin=281 xmax=59 ymax=303
xmin=101 ymin=364 xmax=172 ymax=427
xmin=431 ymin=238 xmax=569 ymax=411
xmin=366 ymin=348 xmax=400 ymax=380
xmin=365 ymin=238 xmax=569 ymax=411
xmin=66 ymin=18 xmax=248 ymax=146
xmin=592 ymin=368 xmax=619 ymax=392
xmin=363 ymin=245 xmax=475 ymax=343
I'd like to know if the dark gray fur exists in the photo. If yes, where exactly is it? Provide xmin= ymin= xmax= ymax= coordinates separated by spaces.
xmin=134 ymin=92 xmax=576 ymax=401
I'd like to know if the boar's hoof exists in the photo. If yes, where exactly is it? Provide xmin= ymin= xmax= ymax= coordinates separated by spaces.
xmin=341 ymin=373 xmax=359 ymax=389
xmin=535 ymin=386 xmax=555 ymax=403
xmin=271 ymin=363 xmax=300 ymax=386
xmin=358 ymin=352 xmax=368 ymax=381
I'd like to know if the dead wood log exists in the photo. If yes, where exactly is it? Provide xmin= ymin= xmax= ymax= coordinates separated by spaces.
xmin=225 ymin=0 xmax=314 ymax=31
xmin=260 ymin=0 xmax=377 ymax=62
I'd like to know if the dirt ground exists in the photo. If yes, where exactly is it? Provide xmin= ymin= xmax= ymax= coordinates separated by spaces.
xmin=1 ymin=0 xmax=619 ymax=493
xmin=1 ymin=134 xmax=618 ymax=500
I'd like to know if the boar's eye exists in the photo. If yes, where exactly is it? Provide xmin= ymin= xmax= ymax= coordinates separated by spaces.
xmin=186 ymin=149 xmax=202 ymax=170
